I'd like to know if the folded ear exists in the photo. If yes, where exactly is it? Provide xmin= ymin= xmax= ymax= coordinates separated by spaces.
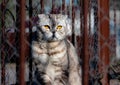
xmin=65 ymin=18 xmax=72 ymax=36
xmin=38 ymin=14 xmax=46 ymax=19
xmin=37 ymin=14 xmax=48 ymax=25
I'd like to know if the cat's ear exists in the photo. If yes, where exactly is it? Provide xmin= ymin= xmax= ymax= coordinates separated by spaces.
xmin=37 ymin=14 xmax=47 ymax=25
xmin=38 ymin=14 xmax=46 ymax=19
xmin=66 ymin=17 xmax=72 ymax=36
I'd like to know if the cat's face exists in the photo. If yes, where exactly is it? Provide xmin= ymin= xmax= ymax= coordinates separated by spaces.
xmin=37 ymin=14 xmax=72 ymax=42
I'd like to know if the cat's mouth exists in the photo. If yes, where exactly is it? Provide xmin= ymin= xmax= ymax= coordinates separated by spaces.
xmin=47 ymin=36 xmax=59 ymax=42
xmin=49 ymin=32 xmax=58 ymax=41
xmin=51 ymin=37 xmax=58 ymax=41
xmin=45 ymin=32 xmax=62 ymax=42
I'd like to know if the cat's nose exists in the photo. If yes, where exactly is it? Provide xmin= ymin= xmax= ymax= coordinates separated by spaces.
xmin=53 ymin=31 xmax=55 ymax=33
xmin=52 ymin=31 xmax=55 ymax=38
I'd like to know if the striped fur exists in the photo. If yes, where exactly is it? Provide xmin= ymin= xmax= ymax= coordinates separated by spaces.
xmin=32 ymin=14 xmax=82 ymax=85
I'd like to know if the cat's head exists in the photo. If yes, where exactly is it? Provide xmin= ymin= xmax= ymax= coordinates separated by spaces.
xmin=36 ymin=14 xmax=72 ymax=42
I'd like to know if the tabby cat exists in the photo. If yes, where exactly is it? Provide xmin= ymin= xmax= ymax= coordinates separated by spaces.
xmin=32 ymin=14 xmax=82 ymax=85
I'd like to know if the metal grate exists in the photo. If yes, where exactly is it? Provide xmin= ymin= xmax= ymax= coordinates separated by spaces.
xmin=0 ymin=0 xmax=120 ymax=85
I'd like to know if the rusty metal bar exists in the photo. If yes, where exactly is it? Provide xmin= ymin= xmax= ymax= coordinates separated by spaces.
xmin=62 ymin=0 xmax=65 ymax=14
xmin=16 ymin=0 xmax=20 ymax=83
xmin=71 ymin=0 xmax=75 ymax=45
xmin=40 ymin=0 xmax=44 ymax=13
xmin=19 ymin=0 xmax=26 ymax=85
xmin=1 ymin=0 xmax=5 ymax=85
xmin=113 ymin=4 xmax=117 ymax=28
xmin=29 ymin=0 xmax=33 ymax=83
xmin=79 ymin=0 xmax=84 ymax=60
xmin=82 ymin=0 xmax=90 ymax=85
xmin=98 ymin=0 xmax=110 ymax=85
xmin=113 ymin=1 xmax=116 ymax=33
xmin=113 ymin=0 xmax=117 ymax=57
xmin=51 ymin=0 xmax=55 ymax=13
xmin=29 ymin=0 xmax=33 ymax=85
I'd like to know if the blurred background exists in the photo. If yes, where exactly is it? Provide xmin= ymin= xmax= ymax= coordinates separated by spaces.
xmin=0 ymin=0 xmax=120 ymax=85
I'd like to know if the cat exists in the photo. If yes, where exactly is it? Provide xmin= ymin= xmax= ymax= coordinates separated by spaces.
xmin=32 ymin=14 xmax=82 ymax=85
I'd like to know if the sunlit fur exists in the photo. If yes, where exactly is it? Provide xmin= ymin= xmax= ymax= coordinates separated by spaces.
xmin=32 ymin=14 xmax=82 ymax=85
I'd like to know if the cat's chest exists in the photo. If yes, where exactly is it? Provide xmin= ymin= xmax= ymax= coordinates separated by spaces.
xmin=32 ymin=41 xmax=68 ymax=65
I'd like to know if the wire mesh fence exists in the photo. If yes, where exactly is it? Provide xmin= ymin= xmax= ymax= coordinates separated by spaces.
xmin=0 ymin=0 xmax=120 ymax=85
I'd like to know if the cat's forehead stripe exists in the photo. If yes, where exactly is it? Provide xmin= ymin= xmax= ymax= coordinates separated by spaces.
xmin=48 ymin=15 xmax=56 ymax=26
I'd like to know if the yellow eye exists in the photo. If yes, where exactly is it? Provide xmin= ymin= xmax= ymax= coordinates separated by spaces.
xmin=57 ymin=25 xmax=62 ymax=30
xmin=44 ymin=25 xmax=50 ymax=30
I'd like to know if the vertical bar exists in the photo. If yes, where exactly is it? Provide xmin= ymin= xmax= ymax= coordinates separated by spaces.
xmin=113 ymin=1 xmax=116 ymax=34
xmin=40 ymin=0 xmax=44 ymax=13
xmin=113 ymin=1 xmax=116 ymax=57
xmin=62 ymin=0 xmax=65 ymax=14
xmin=51 ymin=0 xmax=55 ymax=13
xmin=1 ymin=0 xmax=5 ymax=85
xmin=16 ymin=0 xmax=20 ymax=83
xmin=93 ymin=0 xmax=98 ymax=57
xmin=98 ymin=0 xmax=110 ymax=85
xmin=19 ymin=0 xmax=26 ymax=85
xmin=16 ymin=0 xmax=23 ymax=84
xmin=80 ymin=0 xmax=84 ymax=60
xmin=82 ymin=0 xmax=90 ymax=85
xmin=75 ymin=0 xmax=82 ymax=58
xmin=29 ymin=0 xmax=33 ymax=84
xmin=71 ymin=0 xmax=75 ymax=45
